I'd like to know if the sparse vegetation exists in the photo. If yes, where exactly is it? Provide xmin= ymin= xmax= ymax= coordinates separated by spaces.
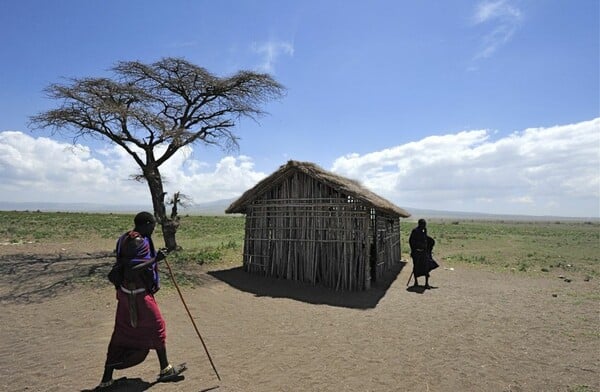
xmin=568 ymin=385 xmax=593 ymax=392
xmin=401 ymin=219 xmax=599 ymax=277
xmin=0 ymin=211 xmax=245 ymax=247
xmin=1 ymin=212 xmax=598 ymax=280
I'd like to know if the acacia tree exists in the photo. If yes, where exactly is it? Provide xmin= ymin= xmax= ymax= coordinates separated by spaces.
xmin=31 ymin=57 xmax=284 ymax=250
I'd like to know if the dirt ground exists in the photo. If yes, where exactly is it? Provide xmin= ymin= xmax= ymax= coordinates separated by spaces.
xmin=0 ymin=241 xmax=598 ymax=392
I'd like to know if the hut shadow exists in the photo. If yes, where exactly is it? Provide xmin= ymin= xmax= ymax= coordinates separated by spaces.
xmin=208 ymin=261 xmax=406 ymax=309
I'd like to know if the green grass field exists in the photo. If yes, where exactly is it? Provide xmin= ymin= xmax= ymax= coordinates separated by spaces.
xmin=404 ymin=220 xmax=599 ymax=277
xmin=1 ymin=211 xmax=598 ymax=277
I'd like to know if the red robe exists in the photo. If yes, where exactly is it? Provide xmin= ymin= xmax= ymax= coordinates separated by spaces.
xmin=104 ymin=232 xmax=166 ymax=369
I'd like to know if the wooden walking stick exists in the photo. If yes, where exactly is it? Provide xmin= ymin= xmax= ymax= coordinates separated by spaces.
xmin=163 ymin=256 xmax=222 ymax=382
xmin=406 ymin=270 xmax=414 ymax=286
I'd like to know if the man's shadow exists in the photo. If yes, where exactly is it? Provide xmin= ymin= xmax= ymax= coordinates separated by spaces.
xmin=406 ymin=284 xmax=438 ymax=294
xmin=80 ymin=375 xmax=184 ymax=391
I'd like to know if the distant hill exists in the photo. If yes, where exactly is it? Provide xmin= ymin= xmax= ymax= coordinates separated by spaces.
xmin=0 ymin=200 xmax=596 ymax=222
xmin=400 ymin=207 xmax=598 ymax=222
xmin=0 ymin=199 xmax=236 ymax=216
xmin=0 ymin=201 xmax=149 ymax=214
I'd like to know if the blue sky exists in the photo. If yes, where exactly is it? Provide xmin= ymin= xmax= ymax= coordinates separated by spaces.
xmin=0 ymin=0 xmax=598 ymax=217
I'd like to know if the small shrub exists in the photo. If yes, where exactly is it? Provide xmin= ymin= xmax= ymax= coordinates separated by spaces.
xmin=518 ymin=261 xmax=529 ymax=272
xmin=568 ymin=385 xmax=592 ymax=392
xmin=169 ymin=248 xmax=222 ymax=265
xmin=220 ymin=240 xmax=238 ymax=249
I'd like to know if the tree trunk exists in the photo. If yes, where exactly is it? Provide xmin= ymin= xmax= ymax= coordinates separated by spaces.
xmin=161 ymin=220 xmax=180 ymax=251
xmin=145 ymin=165 xmax=180 ymax=251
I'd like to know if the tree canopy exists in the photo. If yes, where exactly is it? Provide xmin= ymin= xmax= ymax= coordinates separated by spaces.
xmin=31 ymin=57 xmax=285 ymax=249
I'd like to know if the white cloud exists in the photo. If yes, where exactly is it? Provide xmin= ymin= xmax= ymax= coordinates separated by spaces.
xmin=251 ymin=40 xmax=294 ymax=73
xmin=474 ymin=0 xmax=521 ymax=24
xmin=1 ymin=118 xmax=599 ymax=217
xmin=168 ymin=41 xmax=198 ymax=48
xmin=0 ymin=131 xmax=266 ymax=206
xmin=0 ymin=131 xmax=128 ymax=203
xmin=159 ymin=153 xmax=267 ymax=202
xmin=331 ymin=118 xmax=600 ymax=217
xmin=472 ymin=0 xmax=522 ymax=59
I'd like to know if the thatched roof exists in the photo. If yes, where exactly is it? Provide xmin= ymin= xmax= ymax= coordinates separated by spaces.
xmin=226 ymin=160 xmax=411 ymax=218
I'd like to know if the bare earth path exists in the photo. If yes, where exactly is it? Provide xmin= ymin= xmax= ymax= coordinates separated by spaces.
xmin=0 ymin=243 xmax=597 ymax=392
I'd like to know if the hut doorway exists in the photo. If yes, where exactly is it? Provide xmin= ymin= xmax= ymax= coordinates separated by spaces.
xmin=369 ymin=208 xmax=377 ymax=284
xmin=369 ymin=242 xmax=377 ymax=284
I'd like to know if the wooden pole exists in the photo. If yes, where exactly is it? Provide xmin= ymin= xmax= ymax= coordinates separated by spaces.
xmin=163 ymin=257 xmax=222 ymax=381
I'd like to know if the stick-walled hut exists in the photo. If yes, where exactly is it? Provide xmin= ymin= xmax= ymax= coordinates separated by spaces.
xmin=226 ymin=160 xmax=411 ymax=290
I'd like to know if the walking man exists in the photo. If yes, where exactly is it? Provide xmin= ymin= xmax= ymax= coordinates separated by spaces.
xmin=409 ymin=218 xmax=438 ymax=288
xmin=97 ymin=211 xmax=186 ymax=389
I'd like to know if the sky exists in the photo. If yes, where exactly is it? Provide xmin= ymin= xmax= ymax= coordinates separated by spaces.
xmin=0 ymin=0 xmax=598 ymax=218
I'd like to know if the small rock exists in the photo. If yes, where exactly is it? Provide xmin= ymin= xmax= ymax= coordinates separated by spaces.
xmin=558 ymin=275 xmax=565 ymax=279
xmin=552 ymin=294 xmax=558 ymax=297
xmin=564 ymin=278 xmax=572 ymax=283
xmin=541 ymin=268 xmax=549 ymax=272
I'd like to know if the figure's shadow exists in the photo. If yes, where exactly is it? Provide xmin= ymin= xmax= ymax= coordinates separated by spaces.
xmin=81 ymin=377 xmax=154 ymax=391
xmin=80 ymin=376 xmax=188 ymax=391
xmin=406 ymin=285 xmax=438 ymax=294
xmin=208 ymin=261 xmax=406 ymax=309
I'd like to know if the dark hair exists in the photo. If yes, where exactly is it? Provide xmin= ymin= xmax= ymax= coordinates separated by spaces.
xmin=134 ymin=211 xmax=155 ymax=226
xmin=418 ymin=218 xmax=426 ymax=226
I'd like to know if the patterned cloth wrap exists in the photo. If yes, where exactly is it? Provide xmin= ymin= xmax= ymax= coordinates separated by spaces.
xmin=105 ymin=231 xmax=166 ymax=369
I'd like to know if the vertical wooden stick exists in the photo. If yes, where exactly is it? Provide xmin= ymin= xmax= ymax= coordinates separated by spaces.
xmin=163 ymin=257 xmax=222 ymax=381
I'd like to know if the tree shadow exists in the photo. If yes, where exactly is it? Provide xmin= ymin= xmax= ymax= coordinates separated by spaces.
xmin=0 ymin=251 xmax=114 ymax=304
xmin=0 ymin=250 xmax=225 ymax=304
xmin=208 ymin=261 xmax=406 ymax=309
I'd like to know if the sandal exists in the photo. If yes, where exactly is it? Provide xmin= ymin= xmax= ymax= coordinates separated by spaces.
xmin=95 ymin=377 xmax=126 ymax=390
xmin=157 ymin=362 xmax=187 ymax=382
xmin=96 ymin=379 xmax=114 ymax=390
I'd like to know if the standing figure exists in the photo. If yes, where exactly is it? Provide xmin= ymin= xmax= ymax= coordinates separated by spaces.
xmin=98 ymin=212 xmax=186 ymax=389
xmin=408 ymin=218 xmax=438 ymax=288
